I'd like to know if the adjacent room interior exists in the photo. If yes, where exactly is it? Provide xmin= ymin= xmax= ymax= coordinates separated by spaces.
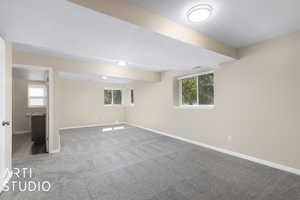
xmin=0 ymin=0 xmax=300 ymax=199
xmin=12 ymin=66 xmax=49 ymax=158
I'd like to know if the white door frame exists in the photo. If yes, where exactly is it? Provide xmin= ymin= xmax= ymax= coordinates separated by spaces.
xmin=0 ymin=37 xmax=11 ymax=193
xmin=13 ymin=64 xmax=55 ymax=153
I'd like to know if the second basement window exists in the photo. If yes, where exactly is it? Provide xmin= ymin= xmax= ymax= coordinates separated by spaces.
xmin=180 ymin=72 xmax=214 ymax=106
xmin=104 ymin=89 xmax=122 ymax=105
xmin=130 ymin=89 xmax=134 ymax=105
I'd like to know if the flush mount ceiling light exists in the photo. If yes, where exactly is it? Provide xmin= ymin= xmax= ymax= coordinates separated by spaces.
xmin=186 ymin=4 xmax=213 ymax=22
xmin=117 ymin=61 xmax=127 ymax=66
xmin=102 ymin=76 xmax=107 ymax=80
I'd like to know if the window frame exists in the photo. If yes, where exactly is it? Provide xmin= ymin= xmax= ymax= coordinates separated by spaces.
xmin=178 ymin=71 xmax=215 ymax=109
xmin=28 ymin=84 xmax=47 ymax=108
xmin=104 ymin=88 xmax=123 ymax=106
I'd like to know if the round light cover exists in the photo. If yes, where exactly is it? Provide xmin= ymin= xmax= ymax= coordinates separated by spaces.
xmin=187 ymin=4 xmax=212 ymax=22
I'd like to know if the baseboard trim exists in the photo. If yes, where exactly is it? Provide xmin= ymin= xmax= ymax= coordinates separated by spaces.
xmin=129 ymin=123 xmax=300 ymax=176
xmin=59 ymin=122 xmax=127 ymax=131
xmin=50 ymin=148 xmax=60 ymax=154
xmin=13 ymin=130 xmax=31 ymax=135
xmin=0 ymin=170 xmax=12 ymax=194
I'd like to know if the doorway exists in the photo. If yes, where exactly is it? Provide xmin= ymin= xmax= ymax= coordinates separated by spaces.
xmin=12 ymin=65 xmax=54 ymax=158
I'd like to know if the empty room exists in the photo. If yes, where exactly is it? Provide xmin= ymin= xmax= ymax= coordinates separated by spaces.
xmin=0 ymin=0 xmax=300 ymax=199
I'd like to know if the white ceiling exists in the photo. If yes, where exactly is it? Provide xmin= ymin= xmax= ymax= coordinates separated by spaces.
xmin=13 ymin=67 xmax=48 ymax=81
xmin=59 ymin=72 xmax=133 ymax=84
xmin=130 ymin=0 xmax=300 ymax=47
xmin=0 ymin=0 xmax=233 ymax=72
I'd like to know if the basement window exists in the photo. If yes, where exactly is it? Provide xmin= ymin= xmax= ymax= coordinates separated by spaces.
xmin=179 ymin=72 xmax=214 ymax=107
xmin=104 ymin=89 xmax=122 ymax=105
xmin=28 ymin=84 xmax=47 ymax=108
xmin=130 ymin=89 xmax=134 ymax=105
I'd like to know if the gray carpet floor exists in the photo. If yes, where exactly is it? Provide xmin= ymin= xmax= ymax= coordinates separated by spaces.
xmin=1 ymin=124 xmax=300 ymax=200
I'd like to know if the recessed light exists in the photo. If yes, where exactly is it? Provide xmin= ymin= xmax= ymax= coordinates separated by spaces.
xmin=102 ymin=76 xmax=107 ymax=80
xmin=186 ymin=4 xmax=213 ymax=22
xmin=117 ymin=61 xmax=127 ymax=66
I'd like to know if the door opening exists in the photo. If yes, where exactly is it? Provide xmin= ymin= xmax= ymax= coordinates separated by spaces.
xmin=12 ymin=65 xmax=54 ymax=158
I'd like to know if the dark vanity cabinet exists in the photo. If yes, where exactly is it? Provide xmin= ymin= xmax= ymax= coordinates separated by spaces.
xmin=31 ymin=114 xmax=46 ymax=144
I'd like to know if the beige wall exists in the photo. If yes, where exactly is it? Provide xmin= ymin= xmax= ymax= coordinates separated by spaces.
xmin=57 ymin=79 xmax=126 ymax=128
xmin=126 ymin=32 xmax=300 ymax=170
xmin=12 ymin=79 xmax=47 ymax=133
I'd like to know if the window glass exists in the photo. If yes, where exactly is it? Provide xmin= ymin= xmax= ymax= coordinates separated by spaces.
xmin=104 ymin=90 xmax=112 ymax=105
xmin=182 ymin=77 xmax=197 ymax=105
xmin=28 ymin=85 xmax=47 ymax=107
xmin=113 ymin=90 xmax=122 ymax=105
xmin=104 ymin=89 xmax=122 ymax=105
xmin=181 ymin=73 xmax=214 ymax=106
xmin=130 ymin=89 xmax=134 ymax=105
xmin=198 ymin=73 xmax=214 ymax=105
xmin=29 ymin=87 xmax=45 ymax=97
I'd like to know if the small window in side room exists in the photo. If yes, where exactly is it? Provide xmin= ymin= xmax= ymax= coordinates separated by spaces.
xmin=28 ymin=84 xmax=47 ymax=108
xmin=104 ymin=89 xmax=122 ymax=105
xmin=180 ymin=72 xmax=214 ymax=107
xmin=130 ymin=89 xmax=134 ymax=105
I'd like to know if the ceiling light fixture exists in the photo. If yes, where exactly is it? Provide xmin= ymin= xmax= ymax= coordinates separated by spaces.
xmin=186 ymin=4 xmax=213 ymax=22
xmin=102 ymin=76 xmax=107 ymax=80
xmin=117 ymin=61 xmax=127 ymax=66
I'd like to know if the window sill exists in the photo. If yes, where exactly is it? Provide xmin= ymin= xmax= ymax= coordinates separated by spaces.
xmin=28 ymin=106 xmax=47 ymax=109
xmin=104 ymin=104 xmax=124 ymax=107
xmin=175 ymin=105 xmax=215 ymax=110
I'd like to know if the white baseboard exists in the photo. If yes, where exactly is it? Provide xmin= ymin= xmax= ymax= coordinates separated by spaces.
xmin=50 ymin=148 xmax=60 ymax=154
xmin=59 ymin=122 xmax=127 ymax=131
xmin=0 ymin=170 xmax=12 ymax=194
xmin=13 ymin=130 xmax=31 ymax=135
xmin=129 ymin=123 xmax=300 ymax=176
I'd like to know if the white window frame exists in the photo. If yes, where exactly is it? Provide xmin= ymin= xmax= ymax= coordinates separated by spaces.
xmin=178 ymin=71 xmax=215 ymax=109
xmin=104 ymin=88 xmax=123 ymax=106
xmin=28 ymin=84 xmax=47 ymax=108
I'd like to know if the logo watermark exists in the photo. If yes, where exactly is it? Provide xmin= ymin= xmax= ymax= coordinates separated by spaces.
xmin=2 ymin=168 xmax=52 ymax=192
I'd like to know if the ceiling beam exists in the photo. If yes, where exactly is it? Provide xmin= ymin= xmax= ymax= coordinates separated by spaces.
xmin=70 ymin=0 xmax=238 ymax=59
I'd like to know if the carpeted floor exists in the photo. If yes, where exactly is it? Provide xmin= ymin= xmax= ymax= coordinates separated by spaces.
xmin=1 ymin=124 xmax=300 ymax=200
